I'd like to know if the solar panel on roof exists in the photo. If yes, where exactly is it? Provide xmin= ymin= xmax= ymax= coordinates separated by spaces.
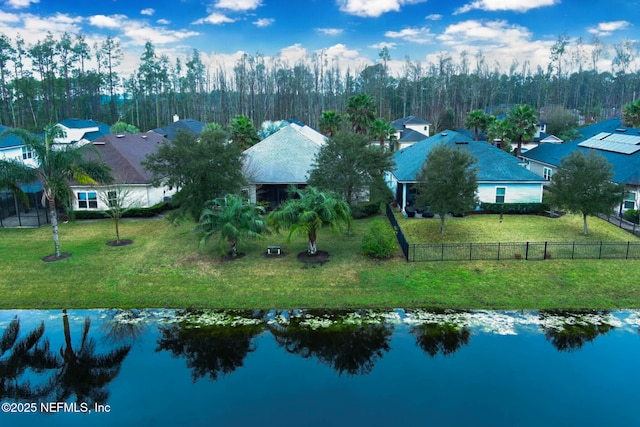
xmin=578 ymin=132 xmax=640 ymax=155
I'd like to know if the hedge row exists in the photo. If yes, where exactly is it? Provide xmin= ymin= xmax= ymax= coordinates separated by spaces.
xmin=71 ymin=202 xmax=174 ymax=220
xmin=479 ymin=202 xmax=551 ymax=214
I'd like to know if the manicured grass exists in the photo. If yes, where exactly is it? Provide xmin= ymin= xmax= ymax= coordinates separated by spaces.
xmin=1 ymin=214 xmax=639 ymax=310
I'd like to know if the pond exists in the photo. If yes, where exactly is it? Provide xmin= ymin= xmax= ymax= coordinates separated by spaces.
xmin=1 ymin=309 xmax=639 ymax=426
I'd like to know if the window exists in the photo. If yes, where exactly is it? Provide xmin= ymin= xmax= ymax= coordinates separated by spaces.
xmin=21 ymin=146 xmax=33 ymax=160
xmin=77 ymin=192 xmax=97 ymax=209
xmin=107 ymin=190 xmax=118 ymax=208
xmin=623 ymin=191 xmax=636 ymax=210
xmin=495 ymin=187 xmax=506 ymax=204
xmin=543 ymin=167 xmax=552 ymax=180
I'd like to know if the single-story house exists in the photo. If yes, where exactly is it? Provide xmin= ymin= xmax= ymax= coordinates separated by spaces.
xmin=391 ymin=116 xmax=431 ymax=151
xmin=70 ymin=132 xmax=175 ymax=211
xmin=385 ymin=130 xmax=546 ymax=211
xmin=55 ymin=118 xmax=110 ymax=146
xmin=242 ymin=121 xmax=325 ymax=207
xmin=151 ymin=116 xmax=205 ymax=141
xmin=522 ymin=118 xmax=640 ymax=213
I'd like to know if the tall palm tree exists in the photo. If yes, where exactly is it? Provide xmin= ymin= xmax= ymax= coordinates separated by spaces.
xmin=0 ymin=159 xmax=38 ymax=205
xmin=346 ymin=94 xmax=376 ymax=134
xmin=506 ymin=104 xmax=538 ymax=157
xmin=267 ymin=186 xmax=351 ymax=255
xmin=230 ymin=115 xmax=259 ymax=149
xmin=369 ymin=118 xmax=396 ymax=149
xmin=464 ymin=109 xmax=490 ymax=141
xmin=194 ymin=193 xmax=266 ymax=257
xmin=1 ymin=125 xmax=113 ymax=258
xmin=622 ymin=99 xmax=640 ymax=127
xmin=319 ymin=111 xmax=343 ymax=137
xmin=56 ymin=310 xmax=131 ymax=405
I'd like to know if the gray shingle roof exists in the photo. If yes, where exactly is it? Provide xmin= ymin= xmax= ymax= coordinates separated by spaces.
xmin=392 ymin=130 xmax=546 ymax=183
xmin=243 ymin=124 xmax=325 ymax=184
xmin=151 ymin=119 xmax=205 ymax=141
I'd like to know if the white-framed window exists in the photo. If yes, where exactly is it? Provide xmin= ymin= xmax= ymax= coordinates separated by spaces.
xmin=496 ymin=187 xmax=506 ymax=204
xmin=623 ymin=191 xmax=636 ymax=210
xmin=21 ymin=146 xmax=33 ymax=160
xmin=77 ymin=191 xmax=98 ymax=209
xmin=543 ymin=167 xmax=552 ymax=180
xmin=107 ymin=190 xmax=118 ymax=208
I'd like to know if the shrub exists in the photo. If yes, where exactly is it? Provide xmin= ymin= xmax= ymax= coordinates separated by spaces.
xmin=72 ymin=202 xmax=174 ymax=220
xmin=350 ymin=201 xmax=381 ymax=219
xmin=623 ymin=209 xmax=640 ymax=224
xmin=479 ymin=202 xmax=550 ymax=215
xmin=361 ymin=219 xmax=398 ymax=259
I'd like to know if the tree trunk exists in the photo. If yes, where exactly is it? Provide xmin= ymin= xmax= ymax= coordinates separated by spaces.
xmin=440 ymin=216 xmax=446 ymax=234
xmin=115 ymin=218 xmax=120 ymax=244
xmin=231 ymin=240 xmax=238 ymax=257
xmin=307 ymin=239 xmax=317 ymax=255
xmin=583 ymin=213 xmax=588 ymax=235
xmin=48 ymin=195 xmax=61 ymax=257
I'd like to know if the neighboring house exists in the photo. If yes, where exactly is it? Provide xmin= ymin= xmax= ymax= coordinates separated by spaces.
xmin=151 ymin=116 xmax=205 ymax=141
xmin=242 ymin=121 xmax=325 ymax=207
xmin=56 ymin=118 xmax=110 ymax=145
xmin=385 ymin=130 xmax=546 ymax=211
xmin=391 ymin=116 xmax=431 ymax=151
xmin=70 ymin=132 xmax=175 ymax=211
xmin=0 ymin=125 xmax=39 ymax=168
xmin=522 ymin=118 xmax=640 ymax=213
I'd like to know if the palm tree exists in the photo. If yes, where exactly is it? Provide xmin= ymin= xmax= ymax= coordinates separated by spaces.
xmin=369 ymin=118 xmax=396 ymax=149
xmin=464 ymin=110 xmax=490 ymax=141
xmin=267 ymin=186 xmax=351 ymax=255
xmin=194 ymin=193 xmax=266 ymax=257
xmin=486 ymin=119 xmax=514 ymax=151
xmin=56 ymin=309 xmax=131 ymax=405
xmin=346 ymin=94 xmax=376 ymax=134
xmin=0 ymin=159 xmax=38 ymax=206
xmin=1 ymin=125 xmax=113 ymax=259
xmin=319 ymin=111 xmax=343 ymax=137
xmin=230 ymin=115 xmax=259 ymax=149
xmin=506 ymin=104 xmax=538 ymax=157
xmin=622 ymin=99 xmax=640 ymax=127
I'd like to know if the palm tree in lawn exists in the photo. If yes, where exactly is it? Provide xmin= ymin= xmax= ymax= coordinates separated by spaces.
xmin=230 ymin=114 xmax=259 ymax=150
xmin=0 ymin=159 xmax=38 ymax=205
xmin=1 ymin=125 xmax=113 ymax=259
xmin=622 ymin=99 xmax=640 ymax=127
xmin=194 ymin=193 xmax=266 ymax=258
xmin=464 ymin=109 xmax=490 ymax=141
xmin=319 ymin=110 xmax=343 ymax=137
xmin=55 ymin=310 xmax=131 ymax=406
xmin=267 ymin=186 xmax=351 ymax=256
xmin=346 ymin=94 xmax=376 ymax=134
xmin=506 ymin=105 xmax=538 ymax=157
xmin=369 ymin=118 xmax=396 ymax=150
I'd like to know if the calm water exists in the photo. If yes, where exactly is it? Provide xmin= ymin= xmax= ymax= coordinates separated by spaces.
xmin=0 ymin=309 xmax=639 ymax=427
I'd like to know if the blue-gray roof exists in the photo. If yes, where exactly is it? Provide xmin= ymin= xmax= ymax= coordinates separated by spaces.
xmin=152 ymin=119 xmax=205 ymax=141
xmin=522 ymin=118 xmax=640 ymax=185
xmin=392 ymin=116 xmax=431 ymax=130
xmin=392 ymin=130 xmax=546 ymax=183
xmin=0 ymin=125 xmax=27 ymax=149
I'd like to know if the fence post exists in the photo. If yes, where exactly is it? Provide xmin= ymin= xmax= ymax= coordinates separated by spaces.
xmin=469 ymin=243 xmax=472 ymax=261
xmin=525 ymin=242 xmax=529 ymax=260
xmin=626 ymin=241 xmax=630 ymax=259
xmin=441 ymin=244 xmax=444 ymax=261
xmin=543 ymin=241 xmax=548 ymax=260
xmin=497 ymin=242 xmax=501 ymax=260
xmin=599 ymin=241 xmax=603 ymax=259
xmin=572 ymin=242 xmax=575 ymax=259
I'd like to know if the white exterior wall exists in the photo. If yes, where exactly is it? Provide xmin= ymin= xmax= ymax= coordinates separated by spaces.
xmin=477 ymin=183 xmax=543 ymax=204
xmin=526 ymin=160 xmax=554 ymax=180
xmin=405 ymin=123 xmax=430 ymax=137
xmin=70 ymin=184 xmax=175 ymax=210
xmin=0 ymin=146 xmax=39 ymax=168
xmin=56 ymin=125 xmax=97 ymax=145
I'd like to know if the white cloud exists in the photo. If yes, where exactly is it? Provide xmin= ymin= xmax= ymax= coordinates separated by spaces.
xmin=141 ymin=8 xmax=155 ymax=16
xmin=369 ymin=42 xmax=397 ymax=50
xmin=253 ymin=18 xmax=274 ymax=27
xmin=438 ymin=20 xmax=531 ymax=45
xmin=316 ymin=28 xmax=343 ymax=36
xmin=193 ymin=13 xmax=235 ymax=25
xmin=214 ymin=0 xmax=262 ymax=11
xmin=337 ymin=0 xmax=427 ymax=18
xmin=123 ymin=24 xmax=199 ymax=46
xmin=157 ymin=19 xmax=170 ymax=25
xmin=385 ymin=27 xmax=435 ymax=44
xmin=22 ymin=12 xmax=83 ymax=36
xmin=454 ymin=0 xmax=559 ymax=14
xmin=425 ymin=14 xmax=442 ymax=20
xmin=0 ymin=11 xmax=20 ymax=23
xmin=4 ymin=0 xmax=38 ymax=9
xmin=89 ymin=14 xmax=126 ymax=29
xmin=588 ymin=21 xmax=631 ymax=37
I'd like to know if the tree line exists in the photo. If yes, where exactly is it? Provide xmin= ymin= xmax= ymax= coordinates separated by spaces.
xmin=1 ymin=32 xmax=639 ymax=133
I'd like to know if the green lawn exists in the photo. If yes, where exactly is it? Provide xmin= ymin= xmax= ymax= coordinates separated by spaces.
xmin=1 ymin=213 xmax=639 ymax=310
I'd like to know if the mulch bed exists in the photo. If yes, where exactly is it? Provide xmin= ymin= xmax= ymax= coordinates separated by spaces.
xmin=296 ymin=250 xmax=330 ymax=265
xmin=106 ymin=239 xmax=134 ymax=247
xmin=42 ymin=253 xmax=72 ymax=262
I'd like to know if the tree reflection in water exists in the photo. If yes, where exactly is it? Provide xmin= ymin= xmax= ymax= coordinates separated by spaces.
xmin=156 ymin=310 xmax=265 ymax=382
xmin=410 ymin=322 xmax=471 ymax=358
xmin=100 ymin=309 xmax=148 ymax=345
xmin=0 ymin=317 xmax=58 ymax=400
xmin=267 ymin=310 xmax=393 ymax=376
xmin=55 ymin=309 xmax=131 ymax=405
xmin=539 ymin=310 xmax=615 ymax=352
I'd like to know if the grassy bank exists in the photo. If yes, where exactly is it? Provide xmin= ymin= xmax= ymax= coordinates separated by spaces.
xmin=1 ymin=214 xmax=639 ymax=310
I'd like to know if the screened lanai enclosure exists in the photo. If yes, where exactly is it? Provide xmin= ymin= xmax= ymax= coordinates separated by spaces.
xmin=0 ymin=184 xmax=49 ymax=227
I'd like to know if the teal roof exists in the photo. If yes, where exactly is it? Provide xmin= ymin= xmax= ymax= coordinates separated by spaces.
xmin=392 ymin=130 xmax=545 ymax=183
xmin=522 ymin=118 xmax=640 ymax=186
xmin=151 ymin=119 xmax=205 ymax=141
xmin=0 ymin=125 xmax=26 ymax=149
xmin=58 ymin=118 xmax=110 ymax=142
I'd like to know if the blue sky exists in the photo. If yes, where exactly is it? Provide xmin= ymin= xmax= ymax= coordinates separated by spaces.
xmin=1 ymin=0 xmax=638 ymax=77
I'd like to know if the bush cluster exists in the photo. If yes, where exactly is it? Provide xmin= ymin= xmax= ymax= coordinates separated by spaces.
xmin=361 ymin=219 xmax=398 ymax=259
xmin=71 ymin=202 xmax=174 ymax=220
xmin=350 ymin=201 xmax=381 ymax=219
xmin=623 ymin=209 xmax=640 ymax=224
xmin=479 ymin=202 xmax=550 ymax=214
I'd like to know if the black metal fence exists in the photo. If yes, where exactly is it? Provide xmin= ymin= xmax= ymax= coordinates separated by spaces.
xmin=598 ymin=213 xmax=640 ymax=237
xmin=385 ymin=203 xmax=409 ymax=260
xmin=385 ymin=204 xmax=640 ymax=262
